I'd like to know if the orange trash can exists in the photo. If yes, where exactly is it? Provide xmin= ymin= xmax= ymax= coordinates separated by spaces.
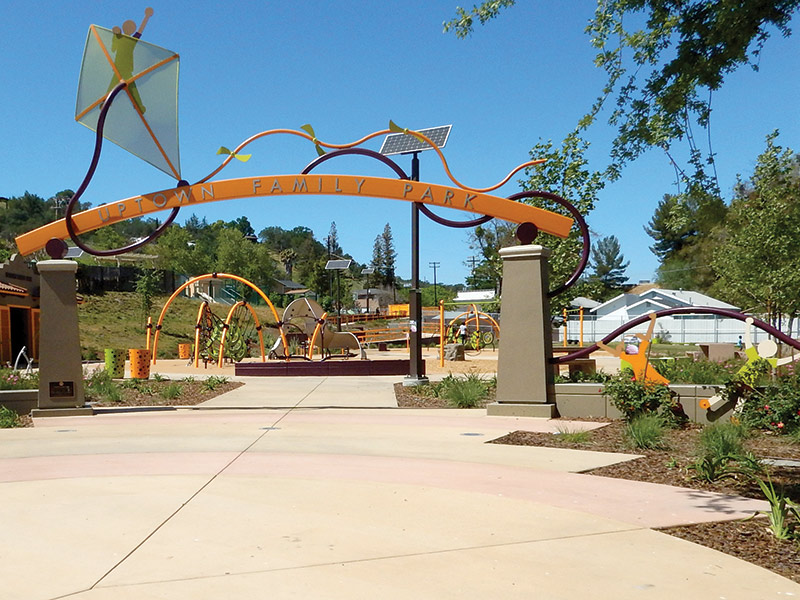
xmin=178 ymin=343 xmax=192 ymax=359
xmin=128 ymin=349 xmax=151 ymax=379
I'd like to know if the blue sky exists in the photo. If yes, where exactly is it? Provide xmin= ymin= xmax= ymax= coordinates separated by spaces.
xmin=3 ymin=1 xmax=799 ymax=286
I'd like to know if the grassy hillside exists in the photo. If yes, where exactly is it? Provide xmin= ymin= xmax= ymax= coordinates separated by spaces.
xmin=78 ymin=292 xmax=282 ymax=360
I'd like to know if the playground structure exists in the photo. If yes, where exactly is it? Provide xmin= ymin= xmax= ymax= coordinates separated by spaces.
xmin=269 ymin=297 xmax=364 ymax=360
xmin=443 ymin=302 xmax=500 ymax=353
xmin=149 ymin=273 xmax=284 ymax=368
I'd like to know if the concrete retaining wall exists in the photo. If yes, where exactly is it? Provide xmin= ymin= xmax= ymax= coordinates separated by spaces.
xmin=0 ymin=389 xmax=38 ymax=415
xmin=555 ymin=383 xmax=730 ymax=425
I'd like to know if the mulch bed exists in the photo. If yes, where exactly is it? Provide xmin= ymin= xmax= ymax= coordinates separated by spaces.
xmin=396 ymin=384 xmax=800 ymax=584
xmin=90 ymin=379 xmax=243 ymax=407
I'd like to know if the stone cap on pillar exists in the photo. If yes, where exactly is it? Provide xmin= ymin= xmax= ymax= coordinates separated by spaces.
xmin=499 ymin=245 xmax=551 ymax=260
xmin=35 ymin=260 xmax=78 ymax=273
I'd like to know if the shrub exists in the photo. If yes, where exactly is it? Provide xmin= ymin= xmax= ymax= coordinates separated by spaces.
xmin=84 ymin=369 xmax=122 ymax=403
xmin=603 ymin=371 xmax=685 ymax=426
xmin=624 ymin=414 xmax=667 ymax=450
xmin=202 ymin=375 xmax=229 ymax=391
xmin=697 ymin=423 xmax=747 ymax=459
xmin=425 ymin=372 xmax=493 ymax=408
xmin=739 ymin=375 xmax=800 ymax=434
xmin=160 ymin=383 xmax=183 ymax=400
xmin=0 ymin=406 xmax=21 ymax=428
xmin=0 ymin=369 xmax=38 ymax=390
xmin=654 ymin=357 xmax=743 ymax=384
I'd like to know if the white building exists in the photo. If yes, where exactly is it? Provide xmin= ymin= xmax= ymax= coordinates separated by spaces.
xmin=566 ymin=288 xmax=785 ymax=344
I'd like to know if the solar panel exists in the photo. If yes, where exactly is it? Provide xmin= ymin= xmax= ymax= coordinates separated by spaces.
xmin=379 ymin=125 xmax=452 ymax=156
xmin=325 ymin=259 xmax=352 ymax=270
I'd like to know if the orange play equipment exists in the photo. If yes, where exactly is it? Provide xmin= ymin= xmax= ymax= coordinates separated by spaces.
xmin=150 ymin=273 xmax=285 ymax=365
xmin=440 ymin=303 xmax=500 ymax=364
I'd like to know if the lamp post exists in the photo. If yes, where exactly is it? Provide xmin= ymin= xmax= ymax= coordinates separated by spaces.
xmin=380 ymin=124 xmax=451 ymax=386
xmin=429 ymin=261 xmax=440 ymax=305
xmin=362 ymin=267 xmax=375 ymax=314
xmin=325 ymin=259 xmax=351 ymax=331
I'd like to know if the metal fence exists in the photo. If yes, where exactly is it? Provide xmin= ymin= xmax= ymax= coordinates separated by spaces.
xmin=563 ymin=315 xmax=800 ymax=345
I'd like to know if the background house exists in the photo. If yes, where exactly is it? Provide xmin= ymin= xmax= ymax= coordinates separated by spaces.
xmin=564 ymin=288 xmax=781 ymax=344
xmin=0 ymin=254 xmax=40 ymax=365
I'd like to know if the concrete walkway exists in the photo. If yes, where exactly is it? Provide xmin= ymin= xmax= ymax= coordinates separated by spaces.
xmin=1 ymin=374 xmax=797 ymax=599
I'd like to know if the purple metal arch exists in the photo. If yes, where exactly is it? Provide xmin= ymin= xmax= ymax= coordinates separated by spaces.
xmin=553 ymin=307 xmax=800 ymax=364
xmin=301 ymin=147 xmax=408 ymax=179
xmin=505 ymin=190 xmax=591 ymax=298
xmin=62 ymin=81 xmax=181 ymax=258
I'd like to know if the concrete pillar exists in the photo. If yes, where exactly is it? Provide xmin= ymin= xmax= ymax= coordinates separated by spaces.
xmin=487 ymin=245 xmax=556 ymax=418
xmin=36 ymin=260 xmax=85 ymax=409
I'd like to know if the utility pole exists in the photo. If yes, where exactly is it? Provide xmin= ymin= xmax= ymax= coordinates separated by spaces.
xmin=429 ymin=261 xmax=440 ymax=305
xmin=467 ymin=256 xmax=478 ymax=288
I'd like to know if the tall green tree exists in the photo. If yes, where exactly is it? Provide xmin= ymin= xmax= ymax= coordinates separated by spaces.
xmin=380 ymin=223 xmax=397 ymax=293
xmin=712 ymin=131 xmax=800 ymax=328
xmin=645 ymin=190 xmax=727 ymax=291
xmin=590 ymin=235 xmax=629 ymax=289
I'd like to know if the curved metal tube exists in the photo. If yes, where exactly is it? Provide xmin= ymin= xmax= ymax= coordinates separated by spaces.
xmin=217 ymin=301 xmax=266 ymax=368
xmin=151 ymin=273 xmax=285 ymax=364
xmin=301 ymin=147 xmax=408 ymax=179
xmin=505 ymin=191 xmax=591 ymax=298
xmin=62 ymin=81 xmax=181 ymax=257
xmin=553 ymin=307 xmax=800 ymax=364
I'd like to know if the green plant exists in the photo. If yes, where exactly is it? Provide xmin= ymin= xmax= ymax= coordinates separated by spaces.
xmin=554 ymin=426 xmax=591 ymax=444
xmin=688 ymin=455 xmax=743 ymax=483
xmin=653 ymin=357 xmax=743 ymax=384
xmin=624 ymin=414 xmax=667 ymax=450
xmin=751 ymin=474 xmax=800 ymax=540
xmin=0 ymin=406 xmax=21 ymax=428
xmin=160 ymin=382 xmax=183 ymax=400
xmin=443 ymin=373 xmax=490 ymax=408
xmin=0 ymin=369 xmax=38 ymax=390
xmin=119 ymin=378 xmax=154 ymax=394
xmin=604 ymin=371 xmax=684 ymax=425
xmin=84 ymin=369 xmax=122 ymax=403
xmin=698 ymin=423 xmax=748 ymax=459
xmin=739 ymin=374 xmax=800 ymax=434
xmin=152 ymin=373 xmax=168 ymax=382
xmin=202 ymin=375 xmax=229 ymax=391
xmin=180 ymin=376 xmax=196 ymax=383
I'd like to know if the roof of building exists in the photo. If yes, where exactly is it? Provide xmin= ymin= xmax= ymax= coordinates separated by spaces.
xmin=0 ymin=281 xmax=27 ymax=295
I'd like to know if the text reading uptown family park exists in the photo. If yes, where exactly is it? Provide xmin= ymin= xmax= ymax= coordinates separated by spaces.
xmin=15 ymin=174 xmax=573 ymax=255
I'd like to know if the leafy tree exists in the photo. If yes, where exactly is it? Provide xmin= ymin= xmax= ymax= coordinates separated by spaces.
xmin=712 ymin=131 xmax=800 ymax=329
xmin=590 ymin=235 xmax=629 ymax=289
xmin=467 ymin=133 xmax=605 ymax=311
xmin=226 ymin=216 xmax=255 ymax=238
xmin=135 ymin=269 xmax=161 ymax=327
xmin=445 ymin=0 xmax=800 ymax=186
xmin=645 ymin=189 xmax=727 ymax=291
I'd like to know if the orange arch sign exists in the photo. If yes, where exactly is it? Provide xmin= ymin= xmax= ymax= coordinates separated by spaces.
xmin=15 ymin=174 xmax=574 ymax=255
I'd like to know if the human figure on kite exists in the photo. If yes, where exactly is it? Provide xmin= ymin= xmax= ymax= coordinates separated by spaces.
xmin=738 ymin=316 xmax=800 ymax=378
xmin=597 ymin=312 xmax=669 ymax=385
xmin=108 ymin=7 xmax=154 ymax=114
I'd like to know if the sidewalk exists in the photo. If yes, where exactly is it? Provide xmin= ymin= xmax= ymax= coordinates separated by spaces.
xmin=0 ymin=374 xmax=796 ymax=599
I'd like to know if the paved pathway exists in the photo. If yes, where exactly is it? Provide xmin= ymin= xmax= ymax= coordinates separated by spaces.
xmin=0 ymin=373 xmax=797 ymax=599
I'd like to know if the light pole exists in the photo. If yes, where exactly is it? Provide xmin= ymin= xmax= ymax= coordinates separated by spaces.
xmin=362 ymin=267 xmax=375 ymax=314
xmin=325 ymin=259 xmax=351 ymax=331
xmin=429 ymin=261 xmax=440 ymax=305
xmin=380 ymin=124 xmax=451 ymax=386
